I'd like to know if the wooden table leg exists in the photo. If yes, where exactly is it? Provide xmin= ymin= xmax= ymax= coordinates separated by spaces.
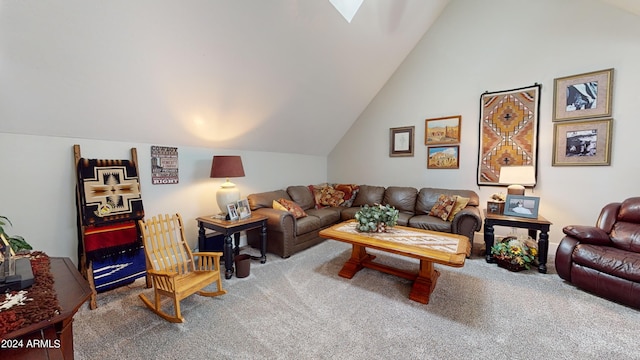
xmin=338 ymin=244 xmax=375 ymax=279
xmin=409 ymin=260 xmax=439 ymax=304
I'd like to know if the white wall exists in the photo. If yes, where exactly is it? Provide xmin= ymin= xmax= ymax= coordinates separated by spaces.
xmin=329 ymin=0 xmax=640 ymax=248
xmin=0 ymin=133 xmax=327 ymax=263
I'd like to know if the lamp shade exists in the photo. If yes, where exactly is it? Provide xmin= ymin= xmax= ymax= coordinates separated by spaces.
xmin=210 ymin=156 xmax=245 ymax=179
xmin=499 ymin=166 xmax=535 ymax=195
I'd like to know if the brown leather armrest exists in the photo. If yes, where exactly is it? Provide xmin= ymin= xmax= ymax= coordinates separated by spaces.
xmin=562 ymin=225 xmax=612 ymax=245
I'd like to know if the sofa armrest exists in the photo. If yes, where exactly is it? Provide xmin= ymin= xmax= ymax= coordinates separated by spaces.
xmin=555 ymin=236 xmax=579 ymax=282
xmin=451 ymin=206 xmax=482 ymax=243
xmin=252 ymin=207 xmax=295 ymax=235
xmin=562 ymin=225 xmax=612 ymax=246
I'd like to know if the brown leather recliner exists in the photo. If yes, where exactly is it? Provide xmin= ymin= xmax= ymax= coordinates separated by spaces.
xmin=555 ymin=197 xmax=640 ymax=309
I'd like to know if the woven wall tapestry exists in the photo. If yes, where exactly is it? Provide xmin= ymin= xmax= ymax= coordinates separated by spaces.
xmin=477 ymin=84 xmax=541 ymax=186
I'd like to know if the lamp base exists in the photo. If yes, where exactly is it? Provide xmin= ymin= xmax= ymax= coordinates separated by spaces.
xmin=216 ymin=181 xmax=240 ymax=214
xmin=507 ymin=185 xmax=525 ymax=196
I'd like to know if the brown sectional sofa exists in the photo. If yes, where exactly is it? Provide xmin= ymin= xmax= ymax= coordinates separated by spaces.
xmin=246 ymin=184 xmax=482 ymax=258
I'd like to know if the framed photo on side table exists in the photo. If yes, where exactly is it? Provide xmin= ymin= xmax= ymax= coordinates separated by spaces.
xmin=552 ymin=118 xmax=612 ymax=166
xmin=226 ymin=203 xmax=239 ymax=220
xmin=389 ymin=126 xmax=415 ymax=157
xmin=237 ymin=198 xmax=251 ymax=219
xmin=504 ymin=195 xmax=539 ymax=219
xmin=553 ymin=68 xmax=613 ymax=121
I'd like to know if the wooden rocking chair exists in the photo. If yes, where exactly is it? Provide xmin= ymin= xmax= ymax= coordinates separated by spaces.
xmin=138 ymin=213 xmax=226 ymax=323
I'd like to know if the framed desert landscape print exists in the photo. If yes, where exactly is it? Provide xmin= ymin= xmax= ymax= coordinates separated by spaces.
xmin=389 ymin=126 xmax=415 ymax=157
xmin=427 ymin=145 xmax=459 ymax=169
xmin=553 ymin=68 xmax=613 ymax=121
xmin=552 ymin=118 xmax=612 ymax=166
xmin=425 ymin=115 xmax=461 ymax=145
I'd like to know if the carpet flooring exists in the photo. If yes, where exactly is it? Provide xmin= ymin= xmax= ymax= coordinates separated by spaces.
xmin=72 ymin=240 xmax=640 ymax=360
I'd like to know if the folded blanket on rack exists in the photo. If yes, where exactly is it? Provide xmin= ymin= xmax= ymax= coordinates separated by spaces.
xmin=83 ymin=221 xmax=140 ymax=261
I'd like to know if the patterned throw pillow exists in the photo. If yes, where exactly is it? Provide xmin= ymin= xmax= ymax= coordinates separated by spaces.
xmin=447 ymin=196 xmax=470 ymax=221
xmin=274 ymin=198 xmax=307 ymax=218
xmin=429 ymin=194 xmax=457 ymax=221
xmin=309 ymin=184 xmax=345 ymax=208
xmin=334 ymin=184 xmax=360 ymax=207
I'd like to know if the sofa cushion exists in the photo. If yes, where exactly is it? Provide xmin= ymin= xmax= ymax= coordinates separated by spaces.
xmin=447 ymin=196 xmax=470 ymax=221
xmin=573 ymin=244 xmax=640 ymax=283
xmin=352 ymin=185 xmax=385 ymax=207
xmin=248 ymin=190 xmax=290 ymax=210
xmin=305 ymin=207 xmax=341 ymax=227
xmin=610 ymin=222 xmax=640 ymax=253
xmin=295 ymin=215 xmax=321 ymax=236
xmin=334 ymin=184 xmax=360 ymax=207
xmin=383 ymin=186 xmax=417 ymax=214
xmin=429 ymin=194 xmax=456 ymax=221
xmin=287 ymin=186 xmax=316 ymax=210
xmin=273 ymin=199 xmax=307 ymax=219
xmin=408 ymin=215 xmax=452 ymax=233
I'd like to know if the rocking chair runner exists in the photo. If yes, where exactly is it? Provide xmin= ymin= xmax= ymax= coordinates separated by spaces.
xmin=138 ymin=213 xmax=226 ymax=323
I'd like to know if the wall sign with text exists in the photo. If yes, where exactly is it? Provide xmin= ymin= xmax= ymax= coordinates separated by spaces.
xmin=151 ymin=146 xmax=179 ymax=185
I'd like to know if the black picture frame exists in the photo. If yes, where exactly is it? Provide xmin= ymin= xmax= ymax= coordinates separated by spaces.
xmin=503 ymin=195 xmax=539 ymax=219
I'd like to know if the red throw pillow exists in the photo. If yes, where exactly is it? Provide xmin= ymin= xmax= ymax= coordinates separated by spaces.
xmin=277 ymin=198 xmax=307 ymax=219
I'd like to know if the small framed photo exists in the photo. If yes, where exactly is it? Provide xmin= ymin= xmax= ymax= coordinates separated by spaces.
xmin=553 ymin=68 xmax=613 ymax=121
xmin=226 ymin=203 xmax=239 ymax=220
xmin=237 ymin=199 xmax=251 ymax=219
xmin=425 ymin=115 xmax=461 ymax=145
xmin=389 ymin=126 xmax=415 ymax=157
xmin=552 ymin=118 xmax=612 ymax=166
xmin=427 ymin=145 xmax=459 ymax=169
xmin=503 ymin=195 xmax=539 ymax=219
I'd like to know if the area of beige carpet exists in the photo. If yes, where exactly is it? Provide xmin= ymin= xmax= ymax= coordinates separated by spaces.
xmin=73 ymin=240 xmax=640 ymax=360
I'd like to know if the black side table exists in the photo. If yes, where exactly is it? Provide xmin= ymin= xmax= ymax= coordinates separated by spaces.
xmin=196 ymin=214 xmax=268 ymax=279
xmin=483 ymin=209 xmax=552 ymax=273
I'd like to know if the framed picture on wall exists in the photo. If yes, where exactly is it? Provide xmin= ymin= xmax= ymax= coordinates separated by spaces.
xmin=552 ymin=118 xmax=612 ymax=166
xmin=425 ymin=115 xmax=461 ymax=145
xmin=389 ymin=126 xmax=415 ymax=157
xmin=553 ymin=68 xmax=613 ymax=121
xmin=503 ymin=195 xmax=539 ymax=219
xmin=427 ymin=145 xmax=459 ymax=169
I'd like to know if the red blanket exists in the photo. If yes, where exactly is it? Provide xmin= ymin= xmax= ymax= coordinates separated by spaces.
xmin=84 ymin=221 xmax=139 ymax=260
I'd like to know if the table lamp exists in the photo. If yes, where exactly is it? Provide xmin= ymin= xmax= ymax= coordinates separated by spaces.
xmin=210 ymin=155 xmax=245 ymax=214
xmin=498 ymin=165 xmax=535 ymax=195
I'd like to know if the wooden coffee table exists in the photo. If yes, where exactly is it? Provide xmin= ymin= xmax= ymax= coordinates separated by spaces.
xmin=319 ymin=220 xmax=469 ymax=304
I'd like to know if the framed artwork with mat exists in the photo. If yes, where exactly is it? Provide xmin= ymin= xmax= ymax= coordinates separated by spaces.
xmin=477 ymin=84 xmax=541 ymax=187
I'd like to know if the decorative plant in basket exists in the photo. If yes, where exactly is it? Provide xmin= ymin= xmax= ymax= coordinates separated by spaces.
xmin=354 ymin=204 xmax=399 ymax=233
xmin=490 ymin=236 xmax=538 ymax=271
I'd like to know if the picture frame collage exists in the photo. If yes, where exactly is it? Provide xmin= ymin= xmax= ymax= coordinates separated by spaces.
xmin=552 ymin=68 xmax=614 ymax=166
xmin=425 ymin=115 xmax=461 ymax=169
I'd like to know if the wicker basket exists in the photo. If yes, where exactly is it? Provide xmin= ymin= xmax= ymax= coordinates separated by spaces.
xmin=495 ymin=257 xmax=526 ymax=272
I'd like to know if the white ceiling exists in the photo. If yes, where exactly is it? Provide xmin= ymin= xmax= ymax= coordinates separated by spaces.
xmin=1 ymin=0 xmax=637 ymax=156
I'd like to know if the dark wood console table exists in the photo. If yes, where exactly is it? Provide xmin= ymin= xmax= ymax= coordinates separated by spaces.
xmin=2 ymin=257 xmax=92 ymax=360
xmin=483 ymin=209 xmax=552 ymax=273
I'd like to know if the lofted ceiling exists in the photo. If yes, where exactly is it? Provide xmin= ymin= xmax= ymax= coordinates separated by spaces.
xmin=1 ymin=0 xmax=637 ymax=156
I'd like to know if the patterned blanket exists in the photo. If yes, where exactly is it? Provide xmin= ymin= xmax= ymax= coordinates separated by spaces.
xmin=477 ymin=84 xmax=541 ymax=185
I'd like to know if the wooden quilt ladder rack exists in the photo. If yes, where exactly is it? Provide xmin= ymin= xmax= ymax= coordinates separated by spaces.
xmin=73 ymin=144 xmax=150 ymax=309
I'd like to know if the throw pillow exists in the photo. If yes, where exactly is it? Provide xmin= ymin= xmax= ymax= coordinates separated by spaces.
xmin=309 ymin=184 xmax=345 ymax=208
xmin=272 ymin=200 xmax=288 ymax=212
xmin=334 ymin=184 xmax=360 ymax=207
xmin=429 ymin=194 xmax=456 ymax=221
xmin=276 ymin=198 xmax=307 ymax=219
xmin=447 ymin=196 xmax=470 ymax=221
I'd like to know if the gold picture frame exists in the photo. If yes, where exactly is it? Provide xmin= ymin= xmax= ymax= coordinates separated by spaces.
xmin=389 ymin=126 xmax=415 ymax=157
xmin=552 ymin=118 xmax=612 ymax=166
xmin=553 ymin=68 xmax=613 ymax=121
xmin=425 ymin=115 xmax=461 ymax=145
xmin=427 ymin=145 xmax=459 ymax=169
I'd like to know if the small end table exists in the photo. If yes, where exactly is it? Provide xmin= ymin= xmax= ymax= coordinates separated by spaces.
xmin=196 ymin=213 xmax=268 ymax=279
xmin=483 ymin=209 xmax=552 ymax=273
